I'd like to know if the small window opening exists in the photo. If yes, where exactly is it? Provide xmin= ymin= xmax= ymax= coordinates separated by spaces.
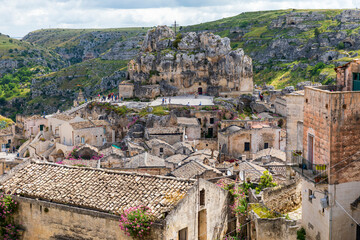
xmin=200 ymin=189 xmax=205 ymax=206
xmin=244 ymin=142 xmax=250 ymax=151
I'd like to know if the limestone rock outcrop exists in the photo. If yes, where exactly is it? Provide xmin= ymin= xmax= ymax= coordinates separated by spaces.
xmin=128 ymin=26 xmax=253 ymax=98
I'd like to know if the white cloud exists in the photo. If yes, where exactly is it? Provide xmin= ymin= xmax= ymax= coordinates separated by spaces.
xmin=0 ymin=0 xmax=355 ymax=38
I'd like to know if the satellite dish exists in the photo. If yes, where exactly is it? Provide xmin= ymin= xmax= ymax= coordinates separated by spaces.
xmin=239 ymin=171 xmax=245 ymax=181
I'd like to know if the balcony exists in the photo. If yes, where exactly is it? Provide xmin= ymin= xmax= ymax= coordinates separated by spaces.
xmin=290 ymin=151 xmax=328 ymax=184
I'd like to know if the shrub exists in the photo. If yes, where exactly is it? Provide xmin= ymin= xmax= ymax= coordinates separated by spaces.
xmin=119 ymin=206 xmax=154 ymax=239
xmin=255 ymin=171 xmax=277 ymax=194
xmin=172 ymin=33 xmax=182 ymax=49
xmin=297 ymin=227 xmax=306 ymax=240
xmin=0 ymin=194 xmax=22 ymax=240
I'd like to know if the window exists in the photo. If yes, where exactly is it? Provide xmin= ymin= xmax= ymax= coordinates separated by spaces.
xmin=264 ymin=143 xmax=269 ymax=149
xmin=244 ymin=142 xmax=250 ymax=151
xmin=160 ymin=148 xmax=164 ymax=155
xmin=200 ymin=189 xmax=205 ymax=206
xmin=309 ymin=189 xmax=313 ymax=203
xmin=207 ymin=128 xmax=213 ymax=138
xmin=81 ymin=137 xmax=85 ymax=144
xmin=178 ymin=228 xmax=188 ymax=240
xmin=210 ymin=118 xmax=214 ymax=124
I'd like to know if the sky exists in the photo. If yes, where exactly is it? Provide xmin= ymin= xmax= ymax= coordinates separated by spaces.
xmin=0 ymin=0 xmax=357 ymax=38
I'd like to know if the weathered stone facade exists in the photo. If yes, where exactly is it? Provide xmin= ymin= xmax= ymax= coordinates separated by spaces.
xmin=128 ymin=26 xmax=253 ymax=98
xmin=284 ymin=91 xmax=304 ymax=163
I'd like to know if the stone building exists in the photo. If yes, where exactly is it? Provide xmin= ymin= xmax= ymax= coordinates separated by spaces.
xmin=0 ymin=161 xmax=230 ymax=240
xmin=291 ymin=78 xmax=360 ymax=239
xmin=23 ymin=115 xmax=48 ymax=138
xmin=191 ymin=109 xmax=219 ymax=139
xmin=170 ymin=160 xmax=224 ymax=180
xmin=335 ymin=59 xmax=360 ymax=91
xmin=177 ymin=117 xmax=201 ymax=141
xmin=145 ymin=138 xmax=175 ymax=158
xmin=59 ymin=120 xmax=113 ymax=147
xmin=145 ymin=127 xmax=184 ymax=145
xmin=218 ymin=123 xmax=282 ymax=159
xmin=0 ymin=125 xmax=15 ymax=152
xmin=283 ymin=90 xmax=304 ymax=163
xmin=47 ymin=114 xmax=84 ymax=137
xmin=118 ymin=82 xmax=134 ymax=99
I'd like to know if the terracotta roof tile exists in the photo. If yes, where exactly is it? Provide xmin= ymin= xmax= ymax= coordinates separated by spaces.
xmin=70 ymin=120 xmax=109 ymax=130
xmin=0 ymin=162 xmax=195 ymax=218
xmin=171 ymin=161 xmax=222 ymax=179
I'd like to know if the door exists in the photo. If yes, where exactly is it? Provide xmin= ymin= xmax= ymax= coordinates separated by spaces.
xmin=308 ymin=134 xmax=314 ymax=170
xmin=40 ymin=124 xmax=44 ymax=131
xmin=198 ymin=209 xmax=207 ymax=240
xmin=357 ymin=224 xmax=360 ymax=240
xmin=353 ymin=73 xmax=360 ymax=91
xmin=198 ymin=87 xmax=203 ymax=95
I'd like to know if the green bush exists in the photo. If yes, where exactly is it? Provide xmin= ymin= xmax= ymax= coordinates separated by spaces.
xmin=172 ymin=33 xmax=182 ymax=49
xmin=297 ymin=227 xmax=306 ymax=240
xmin=255 ymin=171 xmax=277 ymax=194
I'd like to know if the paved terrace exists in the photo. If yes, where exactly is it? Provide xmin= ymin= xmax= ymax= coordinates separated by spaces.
xmin=150 ymin=95 xmax=214 ymax=107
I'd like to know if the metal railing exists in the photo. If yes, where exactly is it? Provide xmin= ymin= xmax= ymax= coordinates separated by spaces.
xmin=291 ymin=151 xmax=328 ymax=183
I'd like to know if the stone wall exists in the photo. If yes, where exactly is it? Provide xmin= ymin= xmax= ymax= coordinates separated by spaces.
xmin=303 ymin=87 xmax=331 ymax=168
xmin=262 ymin=180 xmax=302 ymax=213
xmin=118 ymin=83 xmax=134 ymax=99
xmin=13 ymin=196 xmax=164 ymax=240
xmin=195 ymin=139 xmax=218 ymax=151
xmin=304 ymin=86 xmax=360 ymax=184
xmin=285 ymin=93 xmax=304 ymax=163
xmin=274 ymin=96 xmax=287 ymax=117
xmin=249 ymin=208 xmax=297 ymax=240
xmin=164 ymin=179 xmax=229 ymax=240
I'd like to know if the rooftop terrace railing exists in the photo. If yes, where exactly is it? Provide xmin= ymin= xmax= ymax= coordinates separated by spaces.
xmin=290 ymin=151 xmax=328 ymax=184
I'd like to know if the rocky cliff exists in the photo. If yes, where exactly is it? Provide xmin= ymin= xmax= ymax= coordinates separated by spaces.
xmin=183 ymin=9 xmax=360 ymax=88
xmin=23 ymin=29 xmax=146 ymax=64
xmin=128 ymin=26 xmax=253 ymax=98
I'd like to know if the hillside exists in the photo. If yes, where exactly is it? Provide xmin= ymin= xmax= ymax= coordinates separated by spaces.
xmin=182 ymin=9 xmax=360 ymax=88
xmin=3 ymin=9 xmax=360 ymax=118
xmin=23 ymin=28 xmax=149 ymax=64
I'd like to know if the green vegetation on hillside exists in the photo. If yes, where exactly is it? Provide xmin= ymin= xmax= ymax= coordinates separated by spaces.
xmin=0 ymin=66 xmax=50 ymax=101
xmin=37 ymin=58 xmax=128 ymax=92
xmin=182 ymin=9 xmax=354 ymax=88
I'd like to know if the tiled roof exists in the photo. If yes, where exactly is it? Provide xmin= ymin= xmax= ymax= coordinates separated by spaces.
xmin=70 ymin=120 xmax=109 ymax=130
xmin=237 ymin=161 xmax=267 ymax=182
xmin=50 ymin=114 xmax=76 ymax=121
xmin=177 ymin=117 xmax=199 ymax=126
xmin=0 ymin=162 xmax=195 ymax=218
xmin=171 ymin=160 xmax=222 ymax=179
xmin=147 ymin=127 xmax=183 ymax=135
xmin=146 ymin=139 xmax=174 ymax=149
xmin=25 ymin=115 xmax=43 ymax=121
xmin=124 ymin=152 xmax=165 ymax=168
xmin=165 ymin=154 xmax=187 ymax=164
xmin=253 ymin=148 xmax=286 ymax=162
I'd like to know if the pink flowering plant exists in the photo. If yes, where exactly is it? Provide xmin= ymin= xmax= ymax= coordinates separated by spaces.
xmin=0 ymin=194 xmax=22 ymax=240
xmin=119 ymin=206 xmax=154 ymax=239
